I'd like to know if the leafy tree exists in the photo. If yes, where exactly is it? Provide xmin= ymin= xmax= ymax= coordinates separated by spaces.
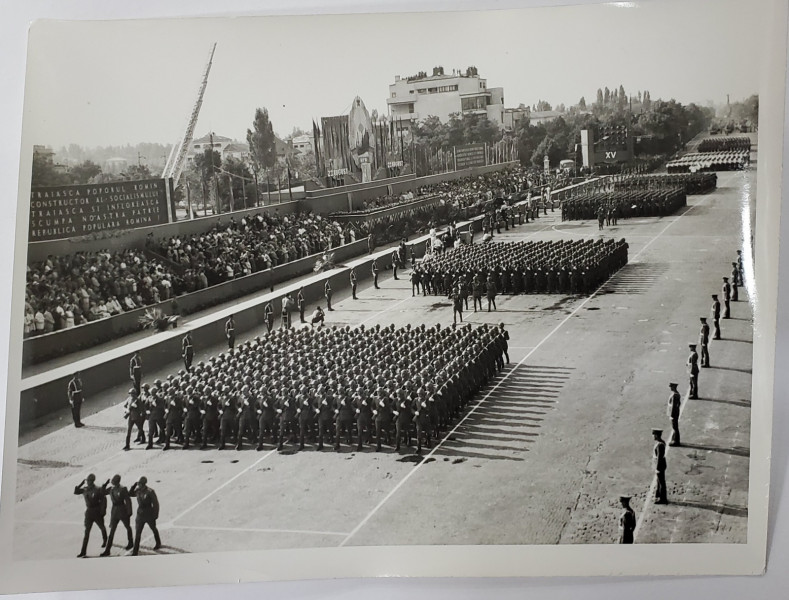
xmin=68 ymin=159 xmax=102 ymax=184
xmin=218 ymin=156 xmax=254 ymax=210
xmin=604 ymin=87 xmax=610 ymax=105
xmin=31 ymin=151 xmax=71 ymax=187
xmin=193 ymin=148 xmax=222 ymax=186
xmin=124 ymin=164 xmax=153 ymax=181
xmin=596 ymin=88 xmax=604 ymax=106
xmin=642 ymin=90 xmax=651 ymax=112
xmin=247 ymin=107 xmax=278 ymax=201
xmin=446 ymin=113 xmax=466 ymax=147
xmin=618 ymin=85 xmax=628 ymax=112
xmin=578 ymin=97 xmax=587 ymax=110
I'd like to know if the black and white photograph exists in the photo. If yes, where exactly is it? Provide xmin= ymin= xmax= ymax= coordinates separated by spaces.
xmin=0 ymin=0 xmax=786 ymax=593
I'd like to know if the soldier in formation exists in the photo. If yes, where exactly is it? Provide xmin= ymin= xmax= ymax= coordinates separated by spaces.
xmin=411 ymin=239 xmax=628 ymax=298
xmin=667 ymin=382 xmax=682 ymax=447
xmin=119 ymin=323 xmax=507 ymax=456
xmin=100 ymin=474 xmax=134 ymax=556
xmin=74 ymin=473 xmax=107 ymax=557
xmin=652 ymin=429 xmax=668 ymax=504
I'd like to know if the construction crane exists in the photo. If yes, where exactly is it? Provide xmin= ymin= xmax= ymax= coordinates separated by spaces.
xmin=162 ymin=42 xmax=217 ymax=189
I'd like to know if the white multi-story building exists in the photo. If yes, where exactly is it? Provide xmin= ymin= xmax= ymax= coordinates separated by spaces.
xmin=386 ymin=66 xmax=504 ymax=128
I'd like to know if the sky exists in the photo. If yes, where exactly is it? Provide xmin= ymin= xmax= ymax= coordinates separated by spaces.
xmin=21 ymin=0 xmax=765 ymax=150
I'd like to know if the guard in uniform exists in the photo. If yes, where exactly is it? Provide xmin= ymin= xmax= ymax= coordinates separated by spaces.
xmin=281 ymin=294 xmax=293 ymax=329
xmin=325 ymin=280 xmax=334 ymax=311
xmin=452 ymin=285 xmax=464 ymax=325
xmin=68 ymin=371 xmax=85 ymax=428
xmin=264 ymin=300 xmax=274 ymax=333
xmin=699 ymin=317 xmax=710 ymax=367
xmin=652 ymin=428 xmax=668 ymax=504
xmin=411 ymin=268 xmax=421 ymax=297
xmin=711 ymin=294 xmax=721 ymax=339
xmin=486 ymin=276 xmax=498 ymax=312
xmin=667 ymin=382 xmax=682 ymax=446
xmin=391 ymin=249 xmax=400 ymax=280
xmin=100 ymin=474 xmax=134 ymax=555
xmin=350 ymin=268 xmax=358 ymax=299
xmin=130 ymin=476 xmax=162 ymax=556
xmin=618 ymin=496 xmax=636 ymax=544
xmin=225 ymin=315 xmax=236 ymax=351
xmin=181 ymin=332 xmax=194 ymax=372
xmin=730 ymin=262 xmax=739 ymax=301
xmin=687 ymin=343 xmax=699 ymax=399
xmin=297 ymin=287 xmax=306 ymax=323
xmin=74 ymin=473 xmax=108 ymax=557
xmin=722 ymin=277 xmax=731 ymax=318
xmin=372 ymin=259 xmax=380 ymax=289
xmin=129 ymin=352 xmax=142 ymax=393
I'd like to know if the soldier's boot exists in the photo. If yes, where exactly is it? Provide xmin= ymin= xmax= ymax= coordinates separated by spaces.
xmin=163 ymin=439 xmax=170 ymax=451
xmin=146 ymin=440 xmax=154 ymax=450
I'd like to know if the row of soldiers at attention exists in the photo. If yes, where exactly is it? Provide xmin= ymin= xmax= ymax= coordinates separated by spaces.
xmin=412 ymin=239 xmax=629 ymax=297
xmin=609 ymin=172 xmax=717 ymax=195
xmin=619 ymin=249 xmax=747 ymax=543
xmin=562 ymin=188 xmax=687 ymax=222
xmin=120 ymin=323 xmax=509 ymax=454
xmin=697 ymin=136 xmax=751 ymax=153
xmin=666 ymin=151 xmax=750 ymax=173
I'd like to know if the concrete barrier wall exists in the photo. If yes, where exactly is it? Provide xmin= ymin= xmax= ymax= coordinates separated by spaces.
xmin=19 ymin=222 xmax=473 ymax=424
xmin=27 ymin=201 xmax=301 ymax=263
xmin=22 ymin=239 xmax=369 ymax=366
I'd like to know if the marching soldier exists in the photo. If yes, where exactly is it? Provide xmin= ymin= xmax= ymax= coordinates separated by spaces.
xmin=145 ymin=386 xmax=166 ymax=449
xmin=618 ymin=496 xmax=636 ymax=544
xmin=486 ymin=276 xmax=498 ymax=312
xmin=129 ymin=352 xmax=142 ymax=393
xmin=74 ymin=473 xmax=108 ymax=557
xmin=264 ymin=300 xmax=274 ymax=333
xmin=350 ymin=267 xmax=358 ymax=299
xmin=667 ymin=382 xmax=682 ymax=447
xmin=452 ymin=285 xmax=464 ymax=325
xmin=472 ymin=275 xmax=483 ymax=312
xmin=297 ymin=287 xmax=306 ymax=323
xmin=372 ymin=259 xmax=380 ymax=289
xmin=130 ymin=476 xmax=162 ymax=556
xmin=652 ymin=429 xmax=668 ymax=504
xmin=325 ymin=280 xmax=334 ymax=311
xmin=687 ymin=343 xmax=699 ymax=399
xmin=411 ymin=268 xmax=421 ymax=297
xmin=181 ymin=332 xmax=194 ymax=372
xmin=162 ymin=392 xmax=184 ymax=450
xmin=256 ymin=387 xmax=278 ymax=450
xmin=218 ymin=390 xmax=237 ymax=450
xmin=100 ymin=474 xmax=134 ymax=555
xmin=722 ymin=277 xmax=731 ymax=318
xmin=699 ymin=317 xmax=711 ymax=368
xmin=391 ymin=249 xmax=400 ymax=280
xmin=225 ymin=314 xmax=236 ymax=351
xmin=236 ymin=386 xmax=256 ymax=450
xmin=123 ymin=388 xmax=145 ymax=450
xmin=199 ymin=391 xmax=220 ymax=449
xmin=181 ymin=388 xmax=202 ymax=450
xmin=711 ymin=294 xmax=722 ymax=339
xmin=68 ymin=371 xmax=85 ymax=428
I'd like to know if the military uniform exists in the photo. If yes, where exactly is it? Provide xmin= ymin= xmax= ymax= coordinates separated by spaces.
xmin=68 ymin=373 xmax=84 ymax=428
xmin=325 ymin=281 xmax=334 ymax=311
xmin=711 ymin=294 xmax=721 ymax=339
xmin=667 ymin=383 xmax=682 ymax=446
xmin=130 ymin=477 xmax=161 ymax=556
xmin=123 ymin=389 xmax=145 ymax=450
xmin=653 ymin=429 xmax=668 ymax=504
xmin=722 ymin=277 xmax=731 ymax=318
xmin=100 ymin=475 xmax=133 ymax=555
xmin=687 ymin=344 xmax=699 ymax=399
xmin=181 ymin=334 xmax=194 ymax=371
xmin=372 ymin=260 xmax=380 ymax=289
xmin=225 ymin=316 xmax=236 ymax=351
xmin=699 ymin=317 xmax=710 ymax=367
xmin=618 ymin=496 xmax=636 ymax=544
xmin=297 ymin=288 xmax=306 ymax=323
xmin=74 ymin=474 xmax=108 ymax=557
xmin=264 ymin=302 xmax=274 ymax=333
xmin=350 ymin=268 xmax=358 ymax=299
xmin=129 ymin=353 xmax=142 ymax=393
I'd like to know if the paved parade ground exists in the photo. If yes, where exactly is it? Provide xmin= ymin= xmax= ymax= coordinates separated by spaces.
xmin=12 ymin=152 xmax=756 ymax=558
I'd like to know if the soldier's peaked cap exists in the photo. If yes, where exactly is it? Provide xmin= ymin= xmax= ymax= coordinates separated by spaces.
xmin=652 ymin=428 xmax=663 ymax=435
xmin=723 ymin=276 xmax=729 ymax=280
xmin=669 ymin=382 xmax=678 ymax=388
xmin=619 ymin=495 xmax=631 ymax=502
xmin=689 ymin=343 xmax=697 ymax=348
xmin=700 ymin=317 xmax=707 ymax=321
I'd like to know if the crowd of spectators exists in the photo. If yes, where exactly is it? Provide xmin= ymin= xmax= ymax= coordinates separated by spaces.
xmin=24 ymin=211 xmax=345 ymax=338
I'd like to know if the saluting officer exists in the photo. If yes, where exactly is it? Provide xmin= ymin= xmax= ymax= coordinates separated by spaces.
xmin=100 ymin=474 xmax=134 ymax=555
xmin=181 ymin=332 xmax=194 ymax=372
xmin=687 ymin=343 xmax=699 ymax=399
xmin=667 ymin=382 xmax=682 ymax=447
xmin=74 ymin=473 xmax=107 ymax=558
xmin=618 ymin=496 xmax=636 ymax=544
xmin=130 ymin=476 xmax=162 ymax=556
xmin=129 ymin=352 xmax=142 ymax=393
xmin=722 ymin=277 xmax=731 ymax=318
xmin=264 ymin=300 xmax=274 ymax=333
xmin=68 ymin=371 xmax=85 ymax=428
xmin=297 ymin=287 xmax=306 ymax=323
xmin=325 ymin=280 xmax=334 ymax=311
xmin=225 ymin=314 xmax=236 ymax=351
xmin=350 ymin=268 xmax=358 ymax=299
xmin=711 ymin=294 xmax=721 ymax=339
xmin=699 ymin=317 xmax=710 ymax=367
xmin=652 ymin=429 xmax=668 ymax=504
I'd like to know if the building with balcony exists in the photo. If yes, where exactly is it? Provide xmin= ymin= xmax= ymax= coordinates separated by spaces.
xmin=386 ymin=66 xmax=504 ymax=128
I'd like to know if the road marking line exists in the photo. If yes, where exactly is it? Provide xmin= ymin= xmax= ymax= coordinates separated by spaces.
xmin=170 ymin=525 xmax=349 ymax=536
xmin=340 ymin=198 xmax=703 ymax=547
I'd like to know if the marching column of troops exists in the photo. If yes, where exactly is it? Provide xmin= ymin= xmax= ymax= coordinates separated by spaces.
xmin=666 ymin=151 xmax=750 ymax=173
xmin=619 ymin=249 xmax=746 ymax=544
xmin=697 ymin=136 xmax=751 ymax=153
xmin=610 ymin=172 xmax=717 ymax=195
xmin=562 ymin=188 xmax=687 ymax=222
xmin=118 ymin=322 xmax=509 ymax=455
xmin=411 ymin=239 xmax=629 ymax=299
xmin=73 ymin=473 xmax=161 ymax=558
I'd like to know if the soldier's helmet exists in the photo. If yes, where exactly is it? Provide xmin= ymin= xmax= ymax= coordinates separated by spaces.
xmin=86 ymin=473 xmax=96 ymax=483
xmin=111 ymin=474 xmax=121 ymax=485
xmin=128 ymin=388 xmax=138 ymax=395
xmin=138 ymin=476 xmax=148 ymax=486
